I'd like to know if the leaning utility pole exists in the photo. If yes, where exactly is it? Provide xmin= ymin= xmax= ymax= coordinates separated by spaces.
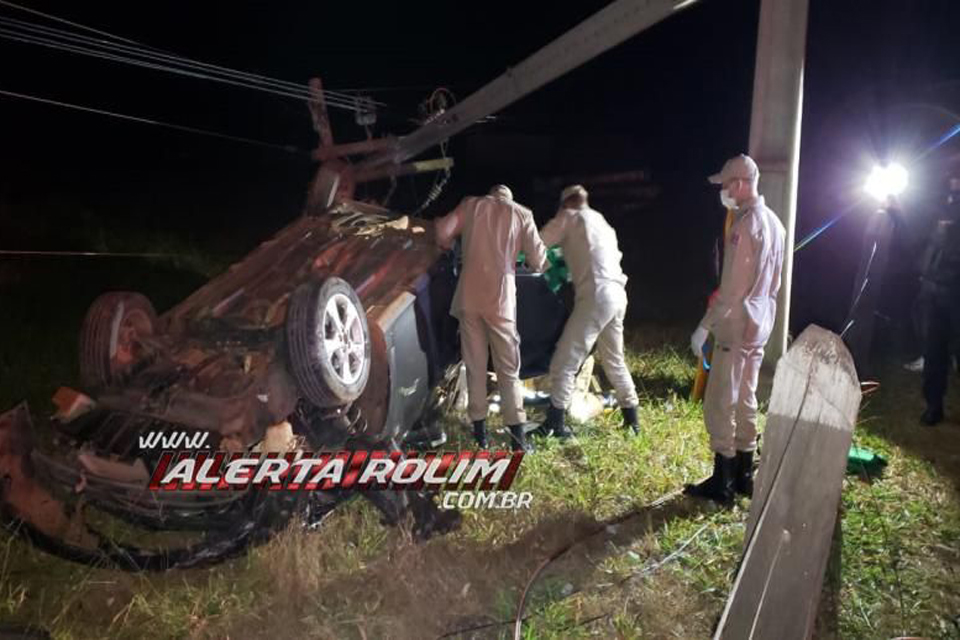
xmin=748 ymin=0 xmax=810 ymax=365
xmin=358 ymin=0 xmax=702 ymax=172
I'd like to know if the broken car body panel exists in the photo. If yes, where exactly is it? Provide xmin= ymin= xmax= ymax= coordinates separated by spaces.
xmin=0 ymin=199 xmax=568 ymax=569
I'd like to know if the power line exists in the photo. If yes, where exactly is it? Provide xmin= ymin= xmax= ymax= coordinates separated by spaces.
xmin=0 ymin=15 xmax=307 ymax=93
xmin=0 ymin=0 xmax=147 ymax=47
xmin=0 ymin=86 xmax=308 ymax=154
xmin=0 ymin=13 xmax=387 ymax=114
xmin=0 ymin=25 xmax=370 ymax=111
xmin=0 ymin=14 xmax=383 ymax=109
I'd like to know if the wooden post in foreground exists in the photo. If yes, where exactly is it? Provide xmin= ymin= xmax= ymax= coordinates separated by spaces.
xmin=715 ymin=325 xmax=861 ymax=639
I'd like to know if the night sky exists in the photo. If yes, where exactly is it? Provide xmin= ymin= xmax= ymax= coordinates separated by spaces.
xmin=2 ymin=0 xmax=960 ymax=333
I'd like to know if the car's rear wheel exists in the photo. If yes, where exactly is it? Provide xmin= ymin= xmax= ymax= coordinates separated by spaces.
xmin=79 ymin=291 xmax=157 ymax=389
xmin=287 ymin=278 xmax=371 ymax=408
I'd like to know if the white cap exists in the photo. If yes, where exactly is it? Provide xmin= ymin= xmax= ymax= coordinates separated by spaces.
xmin=708 ymin=154 xmax=759 ymax=185
xmin=561 ymin=184 xmax=588 ymax=202
xmin=489 ymin=184 xmax=513 ymax=200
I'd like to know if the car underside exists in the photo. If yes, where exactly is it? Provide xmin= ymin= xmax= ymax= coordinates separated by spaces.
xmin=0 ymin=199 xmax=569 ymax=570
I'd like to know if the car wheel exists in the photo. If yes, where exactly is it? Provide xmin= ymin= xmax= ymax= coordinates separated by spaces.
xmin=287 ymin=278 xmax=371 ymax=408
xmin=79 ymin=291 xmax=158 ymax=389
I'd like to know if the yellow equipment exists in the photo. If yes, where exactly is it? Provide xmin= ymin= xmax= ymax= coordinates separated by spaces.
xmin=691 ymin=207 xmax=735 ymax=402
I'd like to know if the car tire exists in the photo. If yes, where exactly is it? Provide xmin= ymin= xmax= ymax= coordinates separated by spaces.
xmin=79 ymin=291 xmax=158 ymax=389
xmin=287 ymin=278 xmax=371 ymax=408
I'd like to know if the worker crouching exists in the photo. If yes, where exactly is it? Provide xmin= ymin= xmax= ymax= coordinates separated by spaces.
xmin=686 ymin=155 xmax=785 ymax=505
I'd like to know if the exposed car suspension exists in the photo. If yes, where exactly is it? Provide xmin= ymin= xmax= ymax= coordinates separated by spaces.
xmin=0 ymin=403 xmax=339 ymax=571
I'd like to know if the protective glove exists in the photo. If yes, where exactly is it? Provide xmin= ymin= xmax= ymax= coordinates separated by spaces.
xmin=690 ymin=326 xmax=709 ymax=360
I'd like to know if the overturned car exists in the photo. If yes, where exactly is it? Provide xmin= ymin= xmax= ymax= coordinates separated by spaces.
xmin=0 ymin=199 xmax=569 ymax=570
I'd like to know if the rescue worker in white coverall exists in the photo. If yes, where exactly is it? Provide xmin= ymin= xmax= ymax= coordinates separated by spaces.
xmin=538 ymin=185 xmax=640 ymax=438
xmin=435 ymin=185 xmax=548 ymax=452
xmin=686 ymin=154 xmax=785 ymax=505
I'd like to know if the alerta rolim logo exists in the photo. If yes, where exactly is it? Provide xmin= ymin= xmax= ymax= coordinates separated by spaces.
xmin=146 ymin=450 xmax=532 ymax=509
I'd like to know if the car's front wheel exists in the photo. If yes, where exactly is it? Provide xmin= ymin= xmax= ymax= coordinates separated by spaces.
xmin=286 ymin=278 xmax=371 ymax=408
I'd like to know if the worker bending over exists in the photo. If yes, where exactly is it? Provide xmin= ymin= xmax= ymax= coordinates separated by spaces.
xmin=687 ymin=155 xmax=785 ymax=505
xmin=538 ymin=185 xmax=640 ymax=438
xmin=435 ymin=185 xmax=548 ymax=451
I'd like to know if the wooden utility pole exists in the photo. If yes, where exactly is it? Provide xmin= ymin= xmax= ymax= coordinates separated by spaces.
xmin=308 ymin=77 xmax=335 ymax=149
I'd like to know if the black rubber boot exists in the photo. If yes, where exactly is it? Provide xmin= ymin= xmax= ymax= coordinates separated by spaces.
xmin=546 ymin=405 xmax=574 ymax=439
xmin=509 ymin=424 xmax=533 ymax=452
xmin=473 ymin=420 xmax=489 ymax=448
xmin=622 ymin=406 xmax=640 ymax=435
xmin=535 ymin=405 xmax=572 ymax=439
xmin=920 ymin=405 xmax=944 ymax=426
xmin=553 ymin=419 xmax=574 ymax=440
xmin=684 ymin=453 xmax=735 ymax=506
xmin=734 ymin=450 xmax=754 ymax=497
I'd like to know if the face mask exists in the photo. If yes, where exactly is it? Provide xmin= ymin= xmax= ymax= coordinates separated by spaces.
xmin=720 ymin=188 xmax=738 ymax=210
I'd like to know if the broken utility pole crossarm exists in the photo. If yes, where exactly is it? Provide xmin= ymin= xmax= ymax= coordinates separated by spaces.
xmin=353 ymin=157 xmax=454 ymax=183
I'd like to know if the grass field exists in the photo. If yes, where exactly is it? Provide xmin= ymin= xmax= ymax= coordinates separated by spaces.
xmin=1 ymin=255 xmax=959 ymax=639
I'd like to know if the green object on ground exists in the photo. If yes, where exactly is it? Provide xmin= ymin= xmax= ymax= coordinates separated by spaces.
xmin=847 ymin=446 xmax=888 ymax=478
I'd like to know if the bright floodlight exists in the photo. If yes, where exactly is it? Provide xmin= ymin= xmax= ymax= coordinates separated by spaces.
xmin=864 ymin=163 xmax=909 ymax=201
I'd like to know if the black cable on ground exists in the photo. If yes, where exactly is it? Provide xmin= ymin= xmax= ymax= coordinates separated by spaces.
xmin=510 ymin=486 xmax=691 ymax=640
xmin=435 ymin=489 xmax=709 ymax=639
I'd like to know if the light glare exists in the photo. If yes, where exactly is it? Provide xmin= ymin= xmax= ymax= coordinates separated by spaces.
xmin=864 ymin=163 xmax=908 ymax=201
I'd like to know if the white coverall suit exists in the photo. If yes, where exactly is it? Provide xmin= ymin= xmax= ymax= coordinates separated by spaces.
xmin=540 ymin=206 xmax=639 ymax=411
xmin=701 ymin=195 xmax=785 ymax=457
xmin=435 ymin=194 xmax=548 ymax=425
